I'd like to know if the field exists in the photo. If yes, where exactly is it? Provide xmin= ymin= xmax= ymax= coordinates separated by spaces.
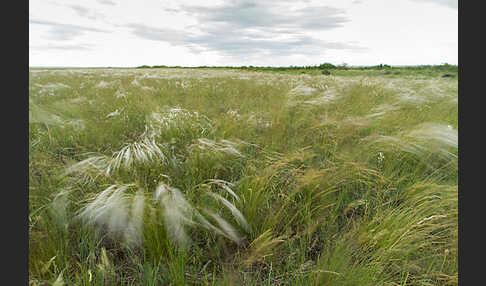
xmin=29 ymin=67 xmax=458 ymax=285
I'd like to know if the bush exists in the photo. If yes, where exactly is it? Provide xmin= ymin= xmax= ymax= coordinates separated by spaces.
xmin=318 ymin=63 xmax=336 ymax=70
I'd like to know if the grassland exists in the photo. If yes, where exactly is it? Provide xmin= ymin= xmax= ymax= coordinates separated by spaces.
xmin=29 ymin=67 xmax=457 ymax=285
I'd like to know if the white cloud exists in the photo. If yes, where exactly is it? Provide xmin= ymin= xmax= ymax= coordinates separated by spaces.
xmin=98 ymin=0 xmax=116 ymax=5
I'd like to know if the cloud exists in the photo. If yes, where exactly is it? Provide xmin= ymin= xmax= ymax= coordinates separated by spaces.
xmin=410 ymin=0 xmax=457 ymax=9
xmin=29 ymin=18 xmax=109 ymax=41
xmin=98 ymin=0 xmax=116 ymax=5
xmin=125 ymin=24 xmax=188 ymax=45
xmin=69 ymin=4 xmax=90 ymax=17
xmin=162 ymin=7 xmax=182 ymax=13
xmin=186 ymin=29 xmax=365 ymax=57
xmin=125 ymin=22 xmax=366 ymax=60
xmin=68 ymin=4 xmax=105 ymax=20
xmin=30 ymin=44 xmax=94 ymax=51
xmin=126 ymin=1 xmax=365 ymax=60
xmin=181 ymin=1 xmax=348 ymax=31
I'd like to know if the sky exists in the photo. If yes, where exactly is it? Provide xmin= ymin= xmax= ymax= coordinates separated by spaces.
xmin=29 ymin=0 xmax=458 ymax=67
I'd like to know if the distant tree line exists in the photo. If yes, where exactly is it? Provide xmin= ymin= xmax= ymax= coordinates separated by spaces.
xmin=135 ymin=63 xmax=457 ymax=73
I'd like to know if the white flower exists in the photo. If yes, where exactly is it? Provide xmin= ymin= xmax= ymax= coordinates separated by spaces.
xmin=378 ymin=152 xmax=385 ymax=163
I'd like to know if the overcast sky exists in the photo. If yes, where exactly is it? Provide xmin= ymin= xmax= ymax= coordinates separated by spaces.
xmin=29 ymin=0 xmax=458 ymax=67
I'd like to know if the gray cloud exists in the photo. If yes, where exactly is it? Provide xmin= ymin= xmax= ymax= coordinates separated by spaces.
xmin=125 ymin=24 xmax=188 ymax=45
xmin=30 ymin=18 xmax=109 ymax=41
xmin=127 ymin=1 xmax=365 ymax=60
xmin=187 ymin=28 xmax=365 ymax=57
xmin=181 ymin=1 xmax=348 ymax=30
xmin=410 ymin=0 xmax=457 ymax=9
xmin=126 ymin=22 xmax=365 ymax=58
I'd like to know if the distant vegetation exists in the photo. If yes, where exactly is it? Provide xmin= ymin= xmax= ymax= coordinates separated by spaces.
xmin=134 ymin=63 xmax=458 ymax=77
xmin=135 ymin=62 xmax=457 ymax=71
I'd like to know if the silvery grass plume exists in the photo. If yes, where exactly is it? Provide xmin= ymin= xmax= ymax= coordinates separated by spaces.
xmin=64 ymin=153 xmax=111 ymax=183
xmin=77 ymin=180 xmax=249 ymax=248
xmin=391 ymin=86 xmax=429 ymax=105
xmin=154 ymin=181 xmax=248 ymax=247
xmin=188 ymin=138 xmax=245 ymax=157
xmin=204 ymin=211 xmax=242 ymax=243
xmin=106 ymin=108 xmax=123 ymax=118
xmin=360 ymin=101 xmax=402 ymax=120
xmin=107 ymin=136 xmax=167 ymax=172
xmin=52 ymin=272 xmax=65 ymax=286
xmin=372 ymin=103 xmax=401 ymax=113
xmin=154 ymin=183 xmax=195 ymax=247
xmin=124 ymin=190 xmax=145 ymax=246
xmin=131 ymin=78 xmax=141 ymax=86
xmin=141 ymin=85 xmax=156 ymax=91
xmin=286 ymin=83 xmax=340 ymax=107
xmin=368 ymin=123 xmax=458 ymax=162
xmin=419 ymin=79 xmax=457 ymax=100
xmin=207 ymin=193 xmax=249 ymax=232
xmin=192 ymin=179 xmax=250 ymax=241
xmin=35 ymin=83 xmax=70 ymax=92
xmin=407 ymin=123 xmax=457 ymax=149
xmin=69 ymin=96 xmax=88 ymax=104
xmin=114 ymin=89 xmax=128 ymax=98
xmin=77 ymin=184 xmax=145 ymax=247
xmin=300 ymin=91 xmax=339 ymax=106
xmin=95 ymin=80 xmax=109 ymax=88
xmin=204 ymin=179 xmax=250 ymax=231
xmin=78 ymin=183 xmax=248 ymax=247
xmin=50 ymin=188 xmax=71 ymax=230
xmin=146 ymin=107 xmax=213 ymax=138
xmin=287 ymin=85 xmax=317 ymax=97
xmin=64 ymin=137 xmax=168 ymax=179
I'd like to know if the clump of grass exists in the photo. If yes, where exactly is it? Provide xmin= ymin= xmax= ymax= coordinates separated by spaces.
xmin=77 ymin=184 xmax=144 ymax=247
xmin=149 ymin=107 xmax=213 ymax=135
xmin=109 ymin=136 xmax=168 ymax=171
xmin=242 ymin=229 xmax=285 ymax=267
xmin=65 ymin=135 xmax=168 ymax=180
xmin=30 ymin=104 xmax=86 ymax=131
xmin=77 ymin=180 xmax=249 ymax=249
xmin=188 ymin=138 xmax=246 ymax=157
xmin=367 ymin=122 xmax=458 ymax=169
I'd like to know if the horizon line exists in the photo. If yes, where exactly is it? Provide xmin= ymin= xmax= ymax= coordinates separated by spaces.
xmin=29 ymin=63 xmax=458 ymax=69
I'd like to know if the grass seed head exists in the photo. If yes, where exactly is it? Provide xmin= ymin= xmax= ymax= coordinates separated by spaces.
xmin=156 ymin=183 xmax=195 ymax=248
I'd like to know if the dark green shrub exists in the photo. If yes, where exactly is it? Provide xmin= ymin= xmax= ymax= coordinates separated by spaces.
xmin=319 ymin=63 xmax=336 ymax=69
